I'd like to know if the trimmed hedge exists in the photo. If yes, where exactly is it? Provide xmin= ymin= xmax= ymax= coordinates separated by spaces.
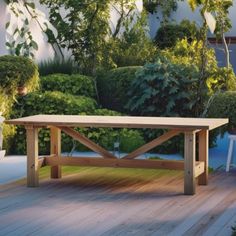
xmin=13 ymin=91 xmax=97 ymax=117
xmin=9 ymin=91 xmax=97 ymax=154
xmin=97 ymin=66 xmax=142 ymax=112
xmin=0 ymin=56 xmax=39 ymax=153
xmin=9 ymin=95 xmax=145 ymax=155
xmin=0 ymin=55 xmax=39 ymax=95
xmin=40 ymin=73 xmax=96 ymax=98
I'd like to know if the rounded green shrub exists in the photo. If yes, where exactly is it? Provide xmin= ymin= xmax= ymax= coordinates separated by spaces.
xmin=119 ymin=129 xmax=145 ymax=153
xmin=126 ymin=58 xmax=201 ymax=154
xmin=154 ymin=20 xmax=199 ymax=49
xmin=0 ymin=90 xmax=13 ymax=117
xmin=126 ymin=59 xmax=199 ymax=117
xmin=97 ymin=66 xmax=142 ymax=112
xmin=10 ymin=105 xmax=145 ymax=155
xmin=75 ymin=109 xmax=144 ymax=152
xmin=41 ymin=73 xmax=96 ymax=98
xmin=10 ymin=91 xmax=97 ymax=154
xmin=14 ymin=91 xmax=97 ymax=117
xmin=2 ymin=124 xmax=16 ymax=154
xmin=0 ymin=55 xmax=39 ymax=95
xmin=207 ymin=91 xmax=236 ymax=133
xmin=73 ymin=109 xmax=145 ymax=154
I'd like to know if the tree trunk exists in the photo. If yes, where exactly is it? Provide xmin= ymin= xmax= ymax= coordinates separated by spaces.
xmin=222 ymin=32 xmax=230 ymax=68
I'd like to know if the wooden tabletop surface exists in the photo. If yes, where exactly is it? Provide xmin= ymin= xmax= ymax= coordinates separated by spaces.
xmin=5 ymin=115 xmax=228 ymax=130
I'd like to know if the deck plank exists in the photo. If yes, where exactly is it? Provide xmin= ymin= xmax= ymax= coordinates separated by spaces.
xmin=0 ymin=169 xmax=236 ymax=236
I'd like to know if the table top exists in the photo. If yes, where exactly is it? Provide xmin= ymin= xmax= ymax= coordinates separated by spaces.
xmin=5 ymin=115 xmax=228 ymax=130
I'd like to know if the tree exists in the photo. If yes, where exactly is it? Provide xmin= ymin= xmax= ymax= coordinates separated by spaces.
xmin=39 ymin=0 xmax=143 ymax=75
xmin=188 ymin=0 xmax=233 ymax=68
xmin=143 ymin=0 xmax=179 ymax=24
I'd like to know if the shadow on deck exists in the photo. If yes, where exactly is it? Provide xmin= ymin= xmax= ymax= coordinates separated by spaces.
xmin=0 ymin=168 xmax=236 ymax=236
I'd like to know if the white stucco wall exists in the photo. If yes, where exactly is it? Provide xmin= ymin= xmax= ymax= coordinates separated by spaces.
xmin=0 ymin=3 xmax=9 ymax=56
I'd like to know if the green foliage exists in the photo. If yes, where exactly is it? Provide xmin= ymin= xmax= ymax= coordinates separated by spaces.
xmin=97 ymin=66 xmax=142 ymax=112
xmin=41 ymin=74 xmax=96 ymax=98
xmin=188 ymin=0 xmax=232 ymax=37
xmin=39 ymin=0 xmax=111 ymax=75
xmin=0 ymin=55 xmax=39 ymax=95
xmin=143 ymin=0 xmax=179 ymax=23
xmin=164 ymin=39 xmax=217 ymax=70
xmin=119 ymin=129 xmax=145 ymax=153
xmin=126 ymin=58 xmax=200 ymax=117
xmin=13 ymin=91 xmax=97 ymax=117
xmin=69 ymin=108 xmax=145 ymax=154
xmin=154 ymin=20 xmax=199 ymax=49
xmin=0 ymin=90 xmax=13 ymax=117
xmin=207 ymin=91 xmax=236 ymax=134
xmin=38 ymin=58 xmax=78 ymax=76
xmin=108 ymin=12 xmax=157 ymax=68
xmin=10 ymin=91 xmax=97 ymax=154
xmin=160 ymin=39 xmax=236 ymax=112
xmin=125 ymin=57 xmax=202 ymax=154
xmin=207 ymin=67 xmax=236 ymax=94
xmin=39 ymin=0 xmax=151 ymax=75
xmin=187 ymin=0 xmax=233 ymax=68
xmin=2 ymin=124 xmax=15 ymax=154
xmin=10 ymin=104 xmax=144 ymax=155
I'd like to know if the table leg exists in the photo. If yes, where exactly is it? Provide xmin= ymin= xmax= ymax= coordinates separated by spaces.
xmin=198 ymin=129 xmax=209 ymax=185
xmin=50 ymin=127 xmax=61 ymax=179
xmin=184 ymin=131 xmax=196 ymax=195
xmin=26 ymin=126 xmax=39 ymax=187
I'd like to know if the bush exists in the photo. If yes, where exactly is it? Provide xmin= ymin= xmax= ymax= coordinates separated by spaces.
xmin=126 ymin=58 xmax=201 ymax=154
xmin=2 ymin=124 xmax=15 ymax=154
xmin=0 ymin=90 xmax=13 ymax=117
xmin=41 ymin=73 xmax=96 ymax=98
xmin=97 ymin=66 xmax=142 ymax=112
xmin=38 ymin=58 xmax=78 ymax=76
xmin=9 ymin=91 xmax=97 ymax=154
xmin=0 ymin=55 xmax=39 ymax=95
xmin=77 ymin=109 xmax=145 ymax=154
xmin=207 ymin=67 xmax=236 ymax=94
xmin=154 ymin=20 xmax=199 ymax=49
xmin=126 ymin=59 xmax=199 ymax=117
xmin=109 ymin=13 xmax=157 ymax=67
xmin=119 ymin=129 xmax=145 ymax=153
xmin=13 ymin=91 xmax=97 ymax=117
xmin=10 ymin=105 xmax=145 ymax=155
xmin=207 ymin=91 xmax=236 ymax=134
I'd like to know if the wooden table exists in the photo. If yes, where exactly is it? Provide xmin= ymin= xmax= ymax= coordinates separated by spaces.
xmin=5 ymin=115 xmax=228 ymax=195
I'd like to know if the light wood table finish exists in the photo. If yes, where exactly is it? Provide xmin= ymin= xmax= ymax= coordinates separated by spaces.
xmin=6 ymin=115 xmax=228 ymax=195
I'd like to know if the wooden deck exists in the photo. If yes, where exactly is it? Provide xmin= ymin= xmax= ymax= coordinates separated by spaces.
xmin=0 ymin=167 xmax=236 ymax=236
